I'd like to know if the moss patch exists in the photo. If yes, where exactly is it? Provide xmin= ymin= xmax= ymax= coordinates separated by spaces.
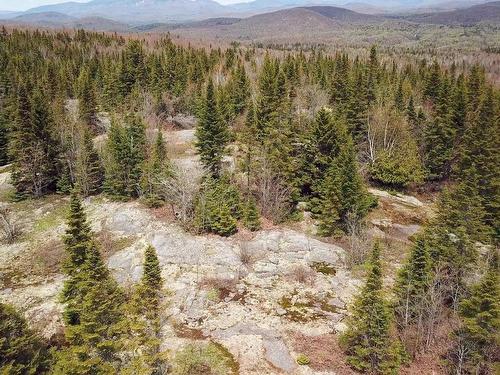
xmin=171 ymin=341 xmax=239 ymax=375
xmin=310 ymin=261 xmax=336 ymax=276
xmin=278 ymin=290 xmax=339 ymax=322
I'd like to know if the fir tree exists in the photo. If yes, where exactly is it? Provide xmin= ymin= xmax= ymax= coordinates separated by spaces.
xmin=316 ymin=112 xmax=371 ymax=235
xmin=142 ymin=130 xmax=172 ymax=207
xmin=195 ymin=78 xmax=229 ymax=178
xmin=242 ymin=196 xmax=261 ymax=232
xmin=77 ymin=67 xmax=97 ymax=128
xmin=60 ymin=189 xmax=93 ymax=325
xmin=394 ymin=236 xmax=432 ymax=326
xmin=458 ymin=87 xmax=499 ymax=236
xmin=75 ymin=127 xmax=104 ymax=197
xmin=9 ymin=85 xmax=59 ymax=198
xmin=341 ymin=242 xmax=405 ymax=374
xmin=119 ymin=245 xmax=166 ymax=375
xmin=423 ymin=77 xmax=455 ymax=180
xmin=0 ymin=303 xmax=51 ymax=374
xmin=452 ymin=251 xmax=499 ymax=374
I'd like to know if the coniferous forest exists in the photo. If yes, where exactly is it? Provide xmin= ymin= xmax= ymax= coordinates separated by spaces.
xmin=0 ymin=25 xmax=498 ymax=375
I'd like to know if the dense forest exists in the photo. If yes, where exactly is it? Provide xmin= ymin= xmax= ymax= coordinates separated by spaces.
xmin=0 ymin=26 xmax=498 ymax=374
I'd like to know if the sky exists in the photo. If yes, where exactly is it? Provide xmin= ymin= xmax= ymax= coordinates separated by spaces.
xmin=0 ymin=0 xmax=248 ymax=12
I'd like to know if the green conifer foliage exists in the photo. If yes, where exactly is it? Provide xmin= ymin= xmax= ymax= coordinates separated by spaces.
xmin=60 ymin=190 xmax=93 ymax=325
xmin=394 ymin=237 xmax=432 ymax=326
xmin=452 ymin=252 xmax=499 ymax=374
xmin=9 ymin=85 xmax=59 ymax=198
xmin=242 ymin=197 xmax=261 ymax=232
xmin=423 ymin=77 xmax=455 ymax=180
xmin=77 ymin=67 xmax=98 ymax=128
xmin=458 ymin=87 xmax=499 ymax=236
xmin=341 ymin=242 xmax=405 ymax=374
xmin=104 ymin=115 xmax=147 ymax=199
xmin=142 ymin=130 xmax=172 ymax=207
xmin=0 ymin=303 xmax=51 ymax=374
xmin=195 ymin=78 xmax=229 ymax=178
xmin=75 ymin=127 xmax=104 ymax=197
xmin=316 ymin=112 xmax=371 ymax=235
xmin=194 ymin=177 xmax=240 ymax=237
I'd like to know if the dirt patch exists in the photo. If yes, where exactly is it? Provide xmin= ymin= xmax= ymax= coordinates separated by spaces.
xmin=289 ymin=332 xmax=356 ymax=374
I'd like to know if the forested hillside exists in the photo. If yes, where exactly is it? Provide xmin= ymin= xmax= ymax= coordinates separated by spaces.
xmin=0 ymin=27 xmax=498 ymax=374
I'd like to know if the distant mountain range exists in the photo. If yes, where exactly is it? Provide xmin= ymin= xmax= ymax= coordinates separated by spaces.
xmin=0 ymin=0 xmax=495 ymax=24
xmin=0 ymin=0 xmax=498 ymax=30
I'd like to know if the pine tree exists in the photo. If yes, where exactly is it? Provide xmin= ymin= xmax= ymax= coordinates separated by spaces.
xmin=341 ymin=242 xmax=405 ymax=374
xmin=142 ymin=130 xmax=172 ymax=207
xmin=452 ymin=251 xmax=499 ymax=374
xmin=228 ymin=61 xmax=250 ymax=116
xmin=195 ymin=78 xmax=229 ymax=178
xmin=458 ymin=87 xmax=499 ymax=236
xmin=54 ymin=243 xmax=125 ymax=374
xmin=0 ymin=303 xmax=51 ymax=374
xmin=423 ymin=77 xmax=455 ymax=180
xmin=242 ymin=196 xmax=261 ymax=231
xmin=60 ymin=189 xmax=93 ymax=325
xmin=194 ymin=176 xmax=239 ymax=236
xmin=9 ymin=85 xmax=59 ymax=198
xmin=104 ymin=115 xmax=147 ymax=199
xmin=75 ymin=127 xmax=104 ymax=197
xmin=316 ymin=112 xmax=371 ymax=235
xmin=0 ymin=107 xmax=8 ymax=166
xmin=394 ymin=236 xmax=432 ymax=326
xmin=424 ymin=61 xmax=441 ymax=102
xmin=119 ymin=245 xmax=166 ymax=375
xmin=77 ymin=67 xmax=98 ymax=128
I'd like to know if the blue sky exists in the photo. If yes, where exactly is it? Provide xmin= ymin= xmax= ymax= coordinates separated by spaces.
xmin=0 ymin=0 xmax=247 ymax=11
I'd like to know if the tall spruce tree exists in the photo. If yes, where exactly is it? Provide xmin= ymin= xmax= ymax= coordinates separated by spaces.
xmin=423 ymin=77 xmax=455 ymax=180
xmin=341 ymin=242 xmax=405 ymax=373
xmin=195 ymin=78 xmax=229 ymax=178
xmin=60 ymin=190 xmax=93 ymax=325
xmin=394 ymin=236 xmax=432 ymax=326
xmin=9 ymin=85 xmax=59 ymax=198
xmin=0 ymin=303 xmax=51 ymax=374
xmin=452 ymin=251 xmax=499 ymax=374
xmin=75 ymin=127 xmax=104 ymax=197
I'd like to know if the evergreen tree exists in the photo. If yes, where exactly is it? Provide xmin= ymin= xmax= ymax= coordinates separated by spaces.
xmin=242 ymin=196 xmax=261 ymax=232
xmin=394 ymin=237 xmax=432 ymax=326
xmin=77 ymin=67 xmax=97 ymax=128
xmin=194 ymin=176 xmax=240 ymax=236
xmin=423 ymin=77 xmax=455 ymax=180
xmin=119 ymin=245 xmax=166 ymax=375
xmin=75 ymin=127 xmax=104 ymax=197
xmin=104 ymin=115 xmax=147 ymax=199
xmin=142 ymin=130 xmax=172 ymax=207
xmin=458 ymin=87 xmax=499 ymax=237
xmin=452 ymin=251 xmax=499 ymax=374
xmin=60 ymin=190 xmax=93 ymax=326
xmin=0 ymin=303 xmax=51 ymax=374
xmin=424 ymin=61 xmax=440 ymax=102
xmin=316 ymin=112 xmax=371 ymax=235
xmin=341 ymin=242 xmax=405 ymax=374
xmin=9 ymin=85 xmax=59 ymax=198
xmin=0 ymin=107 xmax=8 ymax=166
xmin=195 ymin=78 xmax=229 ymax=178
xmin=54 ymin=243 xmax=125 ymax=374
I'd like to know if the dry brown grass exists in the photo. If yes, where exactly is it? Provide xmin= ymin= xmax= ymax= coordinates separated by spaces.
xmin=200 ymin=276 xmax=239 ymax=301
xmin=289 ymin=331 xmax=356 ymax=374
xmin=286 ymin=264 xmax=316 ymax=285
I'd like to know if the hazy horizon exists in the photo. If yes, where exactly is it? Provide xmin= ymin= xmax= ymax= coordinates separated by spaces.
xmin=0 ymin=0 xmax=253 ymax=12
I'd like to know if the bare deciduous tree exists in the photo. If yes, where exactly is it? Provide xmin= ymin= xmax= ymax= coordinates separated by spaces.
xmin=159 ymin=165 xmax=202 ymax=226
xmin=253 ymin=158 xmax=292 ymax=224
xmin=0 ymin=205 xmax=21 ymax=243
